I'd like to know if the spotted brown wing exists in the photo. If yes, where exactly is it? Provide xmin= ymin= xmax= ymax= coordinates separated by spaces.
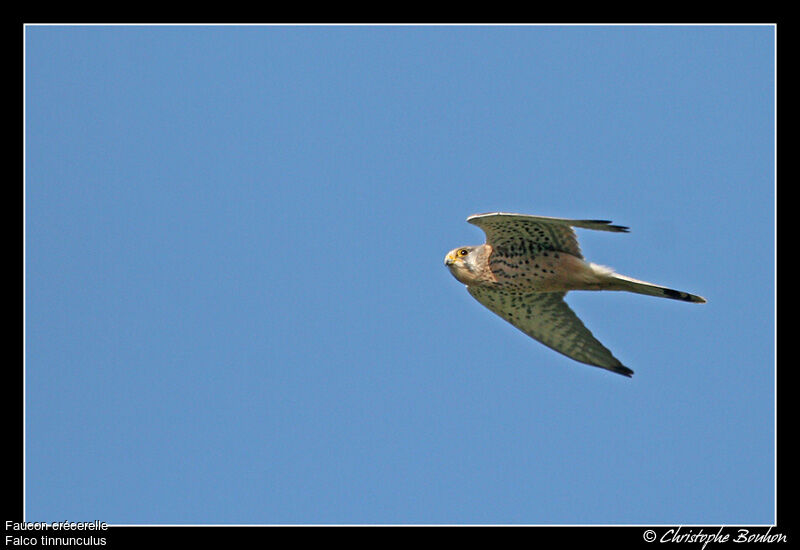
xmin=467 ymin=212 xmax=629 ymax=259
xmin=467 ymin=286 xmax=633 ymax=377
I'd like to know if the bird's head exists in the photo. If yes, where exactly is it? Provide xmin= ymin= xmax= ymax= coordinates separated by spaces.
xmin=444 ymin=246 xmax=481 ymax=284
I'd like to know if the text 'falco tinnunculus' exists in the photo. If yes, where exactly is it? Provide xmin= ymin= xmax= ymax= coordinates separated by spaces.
xmin=444 ymin=212 xmax=706 ymax=377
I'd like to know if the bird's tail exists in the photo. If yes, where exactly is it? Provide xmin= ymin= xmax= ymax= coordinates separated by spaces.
xmin=604 ymin=272 xmax=707 ymax=303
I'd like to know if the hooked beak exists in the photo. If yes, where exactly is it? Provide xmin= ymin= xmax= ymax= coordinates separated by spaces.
xmin=444 ymin=254 xmax=456 ymax=266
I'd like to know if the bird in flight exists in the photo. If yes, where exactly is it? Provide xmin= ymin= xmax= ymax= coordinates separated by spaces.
xmin=444 ymin=213 xmax=706 ymax=377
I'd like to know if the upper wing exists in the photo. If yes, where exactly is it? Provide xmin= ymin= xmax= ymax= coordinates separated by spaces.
xmin=467 ymin=212 xmax=629 ymax=259
xmin=467 ymin=285 xmax=633 ymax=377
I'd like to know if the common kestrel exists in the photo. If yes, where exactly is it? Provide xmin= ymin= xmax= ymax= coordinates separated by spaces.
xmin=444 ymin=213 xmax=706 ymax=377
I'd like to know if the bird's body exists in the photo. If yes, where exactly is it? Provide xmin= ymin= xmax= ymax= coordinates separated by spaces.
xmin=445 ymin=213 xmax=706 ymax=377
xmin=447 ymin=243 xmax=612 ymax=292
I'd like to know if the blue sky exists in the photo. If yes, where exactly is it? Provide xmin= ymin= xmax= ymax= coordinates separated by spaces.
xmin=25 ymin=25 xmax=775 ymax=525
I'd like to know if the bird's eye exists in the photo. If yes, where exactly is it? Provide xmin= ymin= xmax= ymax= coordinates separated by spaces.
xmin=459 ymin=249 xmax=469 ymax=256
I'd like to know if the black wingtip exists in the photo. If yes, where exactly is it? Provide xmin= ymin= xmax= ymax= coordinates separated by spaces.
xmin=662 ymin=288 xmax=707 ymax=303
xmin=613 ymin=365 xmax=634 ymax=377
xmin=585 ymin=220 xmax=630 ymax=233
xmin=603 ymin=222 xmax=630 ymax=233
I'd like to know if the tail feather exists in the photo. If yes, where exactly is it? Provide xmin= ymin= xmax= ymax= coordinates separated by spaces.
xmin=608 ymin=273 xmax=707 ymax=304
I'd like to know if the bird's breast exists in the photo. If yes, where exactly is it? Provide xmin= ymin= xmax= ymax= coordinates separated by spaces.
xmin=487 ymin=251 xmax=598 ymax=292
